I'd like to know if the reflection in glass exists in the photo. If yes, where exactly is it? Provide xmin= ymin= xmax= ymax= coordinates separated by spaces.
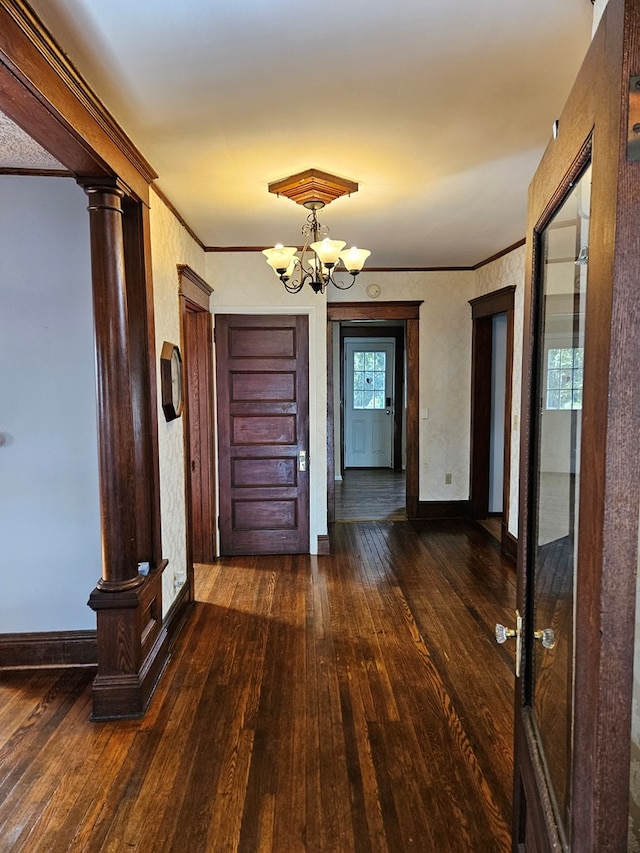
xmin=531 ymin=164 xmax=591 ymax=835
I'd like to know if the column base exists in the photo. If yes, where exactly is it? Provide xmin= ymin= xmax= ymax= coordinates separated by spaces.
xmin=88 ymin=562 xmax=169 ymax=721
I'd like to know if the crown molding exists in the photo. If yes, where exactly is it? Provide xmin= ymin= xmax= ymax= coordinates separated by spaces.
xmin=0 ymin=1 xmax=157 ymax=187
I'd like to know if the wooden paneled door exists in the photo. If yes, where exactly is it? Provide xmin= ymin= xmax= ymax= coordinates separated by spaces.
xmin=215 ymin=314 xmax=310 ymax=555
xmin=510 ymin=1 xmax=640 ymax=850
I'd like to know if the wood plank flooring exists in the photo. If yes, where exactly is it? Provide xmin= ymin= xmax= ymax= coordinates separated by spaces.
xmin=0 ymin=520 xmax=516 ymax=852
xmin=335 ymin=470 xmax=406 ymax=521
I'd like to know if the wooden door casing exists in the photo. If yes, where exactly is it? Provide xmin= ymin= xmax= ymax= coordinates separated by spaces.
xmin=514 ymin=1 xmax=640 ymax=850
xmin=215 ymin=314 xmax=310 ymax=555
xmin=183 ymin=304 xmax=216 ymax=565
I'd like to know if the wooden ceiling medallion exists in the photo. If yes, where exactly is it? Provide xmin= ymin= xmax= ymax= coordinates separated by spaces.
xmin=268 ymin=168 xmax=358 ymax=209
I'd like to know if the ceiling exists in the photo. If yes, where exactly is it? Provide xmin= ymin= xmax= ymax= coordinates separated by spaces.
xmin=14 ymin=0 xmax=594 ymax=269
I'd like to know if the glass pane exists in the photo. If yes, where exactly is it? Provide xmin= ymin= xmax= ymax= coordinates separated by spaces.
xmin=354 ymin=352 xmax=363 ymax=371
xmin=531 ymin=163 xmax=590 ymax=836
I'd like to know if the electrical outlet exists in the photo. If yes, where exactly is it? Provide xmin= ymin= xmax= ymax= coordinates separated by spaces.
xmin=445 ymin=473 xmax=452 ymax=485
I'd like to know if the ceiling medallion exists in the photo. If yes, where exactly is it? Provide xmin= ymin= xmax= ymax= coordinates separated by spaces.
xmin=263 ymin=169 xmax=371 ymax=295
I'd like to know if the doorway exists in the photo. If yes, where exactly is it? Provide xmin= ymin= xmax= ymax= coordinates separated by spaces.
xmin=327 ymin=302 xmax=421 ymax=524
xmin=469 ymin=286 xmax=515 ymax=556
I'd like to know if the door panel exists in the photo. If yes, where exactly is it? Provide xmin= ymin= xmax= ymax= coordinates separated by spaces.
xmin=512 ymin=2 xmax=640 ymax=850
xmin=216 ymin=314 xmax=310 ymax=555
xmin=344 ymin=337 xmax=395 ymax=467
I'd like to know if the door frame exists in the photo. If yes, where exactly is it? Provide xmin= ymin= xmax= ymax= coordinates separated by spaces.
xmin=179 ymin=265 xmax=215 ymax=588
xmin=468 ymin=286 xmax=515 ymax=558
xmin=514 ymin=1 xmax=640 ymax=848
xmin=327 ymin=302 xmax=421 ymax=523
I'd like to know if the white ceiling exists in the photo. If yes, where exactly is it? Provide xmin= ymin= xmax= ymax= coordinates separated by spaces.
xmin=20 ymin=0 xmax=594 ymax=268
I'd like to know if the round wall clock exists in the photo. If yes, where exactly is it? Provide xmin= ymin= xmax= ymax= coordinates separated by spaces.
xmin=160 ymin=341 xmax=183 ymax=421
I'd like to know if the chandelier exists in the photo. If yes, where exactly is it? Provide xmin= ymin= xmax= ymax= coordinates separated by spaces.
xmin=262 ymin=169 xmax=371 ymax=295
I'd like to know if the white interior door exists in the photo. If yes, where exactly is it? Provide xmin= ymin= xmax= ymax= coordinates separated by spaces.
xmin=344 ymin=337 xmax=395 ymax=468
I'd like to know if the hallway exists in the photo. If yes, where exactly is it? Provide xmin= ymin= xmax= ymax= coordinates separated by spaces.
xmin=0 ymin=521 xmax=515 ymax=852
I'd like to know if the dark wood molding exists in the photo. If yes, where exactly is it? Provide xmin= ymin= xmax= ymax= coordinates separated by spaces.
xmin=415 ymin=500 xmax=471 ymax=520
xmin=317 ymin=535 xmax=331 ymax=556
xmin=203 ymin=244 xmax=526 ymax=272
xmin=502 ymin=528 xmax=518 ymax=563
xmin=327 ymin=301 xmax=422 ymax=321
xmin=0 ymin=630 xmax=97 ymax=668
xmin=0 ymin=167 xmax=71 ymax=177
xmin=469 ymin=285 xmax=516 ymax=318
xmin=468 ymin=286 xmax=515 ymax=528
xmin=178 ymin=264 xmax=213 ymax=310
xmin=163 ymin=577 xmax=193 ymax=648
xmin=0 ymin=1 xmax=156 ymax=197
xmin=472 ymin=240 xmax=526 ymax=270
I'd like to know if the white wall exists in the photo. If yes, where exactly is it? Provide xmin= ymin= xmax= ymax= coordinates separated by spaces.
xmin=0 ymin=175 xmax=100 ymax=632
xmin=149 ymin=187 xmax=206 ymax=616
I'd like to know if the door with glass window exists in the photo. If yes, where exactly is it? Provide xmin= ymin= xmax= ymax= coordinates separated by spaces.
xmin=508 ymin=2 xmax=640 ymax=850
xmin=344 ymin=337 xmax=395 ymax=467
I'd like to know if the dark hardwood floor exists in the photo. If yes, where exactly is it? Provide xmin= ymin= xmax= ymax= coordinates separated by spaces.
xmin=335 ymin=469 xmax=406 ymax=521
xmin=0 ymin=520 xmax=516 ymax=852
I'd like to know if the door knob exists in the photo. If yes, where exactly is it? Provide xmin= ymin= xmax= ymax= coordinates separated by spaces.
xmin=495 ymin=624 xmax=517 ymax=643
xmin=534 ymin=627 xmax=556 ymax=649
xmin=495 ymin=610 xmax=522 ymax=678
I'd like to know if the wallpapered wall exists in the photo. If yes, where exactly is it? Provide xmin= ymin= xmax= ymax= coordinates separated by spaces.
xmin=149 ymin=188 xmax=207 ymax=617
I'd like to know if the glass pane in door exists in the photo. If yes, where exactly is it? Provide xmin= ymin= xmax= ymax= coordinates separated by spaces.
xmin=531 ymin=164 xmax=591 ymax=836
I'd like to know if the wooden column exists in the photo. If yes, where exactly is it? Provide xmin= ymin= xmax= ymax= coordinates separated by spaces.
xmin=83 ymin=182 xmax=141 ymax=591
xmin=82 ymin=181 xmax=167 ymax=720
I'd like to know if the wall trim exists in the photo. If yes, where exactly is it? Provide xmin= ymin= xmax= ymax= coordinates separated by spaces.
xmin=502 ymin=528 xmax=518 ymax=563
xmin=415 ymin=500 xmax=471 ymax=520
xmin=178 ymin=264 xmax=213 ymax=309
xmin=164 ymin=577 xmax=193 ymax=648
xmin=0 ymin=630 xmax=97 ymax=669
xmin=317 ymin=534 xmax=330 ymax=556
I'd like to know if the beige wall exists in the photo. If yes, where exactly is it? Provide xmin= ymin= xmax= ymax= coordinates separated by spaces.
xmin=475 ymin=244 xmax=526 ymax=537
xmin=150 ymin=188 xmax=207 ymax=616
xmin=150 ymin=207 xmax=527 ymax=562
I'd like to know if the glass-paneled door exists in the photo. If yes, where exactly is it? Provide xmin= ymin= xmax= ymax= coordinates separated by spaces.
xmin=509 ymin=2 xmax=640 ymax=849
